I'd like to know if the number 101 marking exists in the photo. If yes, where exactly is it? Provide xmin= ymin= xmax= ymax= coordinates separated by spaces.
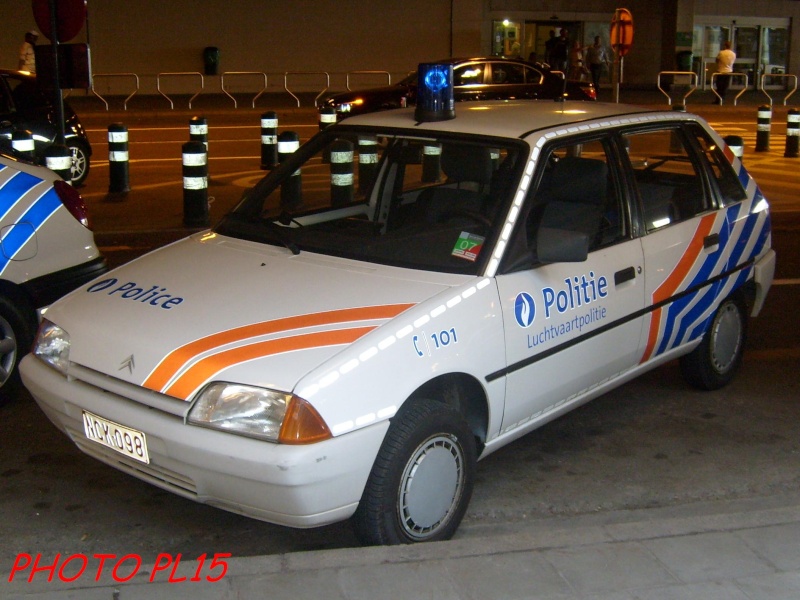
xmin=431 ymin=327 xmax=458 ymax=348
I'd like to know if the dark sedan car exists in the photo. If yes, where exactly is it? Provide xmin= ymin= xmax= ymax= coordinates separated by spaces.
xmin=320 ymin=57 xmax=596 ymax=120
xmin=0 ymin=69 xmax=92 ymax=185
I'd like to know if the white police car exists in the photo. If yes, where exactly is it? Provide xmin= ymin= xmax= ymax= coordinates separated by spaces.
xmin=0 ymin=153 xmax=105 ymax=402
xmin=21 ymin=64 xmax=775 ymax=545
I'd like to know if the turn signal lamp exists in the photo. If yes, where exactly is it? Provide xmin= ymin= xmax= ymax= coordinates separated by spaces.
xmin=415 ymin=63 xmax=455 ymax=122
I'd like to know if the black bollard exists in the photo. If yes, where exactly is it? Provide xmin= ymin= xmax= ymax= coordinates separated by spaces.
xmin=182 ymin=140 xmax=209 ymax=227
xmin=784 ymin=109 xmax=799 ymax=158
xmin=330 ymin=139 xmax=354 ymax=207
xmin=318 ymin=107 xmax=336 ymax=163
xmin=44 ymin=144 xmax=73 ymax=183
xmin=755 ymin=105 xmax=771 ymax=152
xmin=358 ymin=135 xmax=378 ymax=194
xmin=11 ymin=130 xmax=34 ymax=162
xmin=278 ymin=131 xmax=301 ymax=210
xmin=723 ymin=135 xmax=744 ymax=160
xmin=422 ymin=143 xmax=441 ymax=183
xmin=260 ymin=111 xmax=279 ymax=170
xmin=108 ymin=123 xmax=130 ymax=193
xmin=189 ymin=116 xmax=208 ymax=151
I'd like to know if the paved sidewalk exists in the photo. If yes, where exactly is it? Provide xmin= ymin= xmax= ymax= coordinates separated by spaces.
xmin=5 ymin=493 xmax=800 ymax=599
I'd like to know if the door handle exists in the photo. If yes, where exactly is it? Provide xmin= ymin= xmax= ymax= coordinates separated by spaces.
xmin=614 ymin=266 xmax=636 ymax=285
xmin=703 ymin=233 xmax=720 ymax=249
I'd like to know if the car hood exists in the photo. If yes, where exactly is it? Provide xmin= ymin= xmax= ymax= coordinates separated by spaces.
xmin=47 ymin=233 xmax=457 ymax=400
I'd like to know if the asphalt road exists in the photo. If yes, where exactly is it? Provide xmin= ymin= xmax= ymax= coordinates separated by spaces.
xmin=1 ymin=95 xmax=798 ymax=570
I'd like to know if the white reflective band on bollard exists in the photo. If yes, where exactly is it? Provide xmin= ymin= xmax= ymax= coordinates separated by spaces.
xmin=359 ymin=153 xmax=379 ymax=164
xmin=109 ymin=151 xmax=129 ymax=162
xmin=320 ymin=113 xmax=337 ymax=124
xmin=261 ymin=118 xmax=278 ymax=128
xmin=261 ymin=135 xmax=278 ymax=144
xmin=46 ymin=156 xmax=73 ymax=170
xmin=424 ymin=145 xmax=442 ymax=156
xmin=189 ymin=124 xmax=209 ymax=135
xmin=108 ymin=131 xmax=129 ymax=143
xmin=331 ymin=151 xmax=354 ymax=163
xmin=278 ymin=140 xmax=300 ymax=153
xmin=331 ymin=173 xmax=354 ymax=186
xmin=182 ymin=153 xmax=208 ymax=166
xmin=183 ymin=176 xmax=208 ymax=190
xmin=13 ymin=139 xmax=34 ymax=152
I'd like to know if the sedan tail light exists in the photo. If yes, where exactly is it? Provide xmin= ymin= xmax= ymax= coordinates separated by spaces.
xmin=53 ymin=180 xmax=90 ymax=228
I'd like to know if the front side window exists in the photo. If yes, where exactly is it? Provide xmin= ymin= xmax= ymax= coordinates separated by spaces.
xmin=501 ymin=135 xmax=629 ymax=272
xmin=454 ymin=64 xmax=485 ymax=87
xmin=217 ymin=128 xmax=524 ymax=275
xmin=621 ymin=127 xmax=710 ymax=232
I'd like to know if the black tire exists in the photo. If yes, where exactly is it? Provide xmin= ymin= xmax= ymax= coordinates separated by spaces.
xmin=680 ymin=294 xmax=747 ymax=391
xmin=66 ymin=140 xmax=91 ymax=186
xmin=0 ymin=294 xmax=37 ymax=405
xmin=352 ymin=399 xmax=476 ymax=545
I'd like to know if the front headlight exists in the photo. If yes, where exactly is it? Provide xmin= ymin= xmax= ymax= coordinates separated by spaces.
xmin=187 ymin=382 xmax=331 ymax=444
xmin=32 ymin=319 xmax=71 ymax=375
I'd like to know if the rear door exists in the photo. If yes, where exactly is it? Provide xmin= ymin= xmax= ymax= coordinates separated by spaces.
xmin=620 ymin=124 xmax=729 ymax=363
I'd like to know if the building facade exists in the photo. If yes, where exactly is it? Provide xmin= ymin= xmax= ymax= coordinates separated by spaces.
xmin=2 ymin=0 xmax=798 ymax=96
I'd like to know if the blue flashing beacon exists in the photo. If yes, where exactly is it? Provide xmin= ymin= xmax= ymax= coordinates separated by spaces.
xmin=415 ymin=63 xmax=455 ymax=122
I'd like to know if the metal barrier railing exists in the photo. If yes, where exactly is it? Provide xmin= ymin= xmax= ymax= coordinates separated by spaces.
xmin=710 ymin=72 xmax=748 ymax=106
xmin=657 ymin=71 xmax=698 ymax=105
xmin=156 ymin=72 xmax=204 ymax=109
xmin=284 ymin=71 xmax=330 ymax=107
xmin=91 ymin=73 xmax=140 ymax=110
xmin=760 ymin=73 xmax=798 ymax=106
xmin=220 ymin=71 xmax=268 ymax=108
xmin=345 ymin=70 xmax=392 ymax=90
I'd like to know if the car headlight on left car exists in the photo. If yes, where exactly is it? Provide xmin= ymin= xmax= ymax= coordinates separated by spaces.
xmin=32 ymin=319 xmax=71 ymax=375
xmin=188 ymin=382 xmax=332 ymax=444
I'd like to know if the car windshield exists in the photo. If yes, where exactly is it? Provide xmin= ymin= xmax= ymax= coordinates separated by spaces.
xmin=216 ymin=126 xmax=525 ymax=275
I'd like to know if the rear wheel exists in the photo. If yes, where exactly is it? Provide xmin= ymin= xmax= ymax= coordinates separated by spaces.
xmin=353 ymin=399 xmax=476 ymax=545
xmin=680 ymin=295 xmax=747 ymax=390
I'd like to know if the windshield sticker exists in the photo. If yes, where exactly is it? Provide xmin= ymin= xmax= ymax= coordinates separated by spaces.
xmin=452 ymin=232 xmax=485 ymax=262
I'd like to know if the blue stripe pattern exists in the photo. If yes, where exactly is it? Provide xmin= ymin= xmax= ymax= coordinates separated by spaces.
xmin=0 ymin=166 xmax=61 ymax=275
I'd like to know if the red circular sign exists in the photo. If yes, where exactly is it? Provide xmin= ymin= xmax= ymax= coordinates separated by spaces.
xmin=610 ymin=8 xmax=634 ymax=57
xmin=32 ymin=0 xmax=87 ymax=42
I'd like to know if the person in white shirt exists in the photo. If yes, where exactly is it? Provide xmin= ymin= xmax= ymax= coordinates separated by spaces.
xmin=18 ymin=30 xmax=38 ymax=74
xmin=714 ymin=41 xmax=736 ymax=104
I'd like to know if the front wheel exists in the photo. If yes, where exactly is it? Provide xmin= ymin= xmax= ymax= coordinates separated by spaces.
xmin=352 ymin=400 xmax=476 ymax=545
xmin=0 ymin=294 xmax=37 ymax=405
xmin=680 ymin=295 xmax=747 ymax=390
xmin=66 ymin=140 xmax=91 ymax=186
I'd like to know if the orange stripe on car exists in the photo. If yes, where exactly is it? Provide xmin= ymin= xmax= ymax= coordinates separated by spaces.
xmin=640 ymin=214 xmax=716 ymax=363
xmin=164 ymin=326 xmax=376 ymax=400
xmin=143 ymin=304 xmax=413 ymax=393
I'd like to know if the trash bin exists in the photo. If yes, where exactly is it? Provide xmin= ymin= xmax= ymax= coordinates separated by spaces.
xmin=203 ymin=46 xmax=220 ymax=75
xmin=676 ymin=50 xmax=693 ymax=72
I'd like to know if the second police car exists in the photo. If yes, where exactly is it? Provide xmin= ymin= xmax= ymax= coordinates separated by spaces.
xmin=21 ymin=64 xmax=775 ymax=545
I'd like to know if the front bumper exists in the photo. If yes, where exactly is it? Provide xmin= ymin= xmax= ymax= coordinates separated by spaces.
xmin=751 ymin=248 xmax=776 ymax=317
xmin=20 ymin=355 xmax=388 ymax=528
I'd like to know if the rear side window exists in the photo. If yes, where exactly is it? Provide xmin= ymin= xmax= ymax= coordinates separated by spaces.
xmin=491 ymin=63 xmax=525 ymax=84
xmin=621 ymin=128 xmax=710 ymax=233
xmin=687 ymin=124 xmax=748 ymax=207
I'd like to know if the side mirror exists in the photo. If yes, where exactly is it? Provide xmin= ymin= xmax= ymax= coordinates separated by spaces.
xmin=537 ymin=227 xmax=589 ymax=263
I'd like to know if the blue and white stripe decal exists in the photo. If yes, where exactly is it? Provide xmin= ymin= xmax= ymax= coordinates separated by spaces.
xmin=0 ymin=165 xmax=61 ymax=275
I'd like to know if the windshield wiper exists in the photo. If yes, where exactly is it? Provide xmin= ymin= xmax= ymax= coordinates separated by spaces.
xmin=260 ymin=218 xmax=301 ymax=255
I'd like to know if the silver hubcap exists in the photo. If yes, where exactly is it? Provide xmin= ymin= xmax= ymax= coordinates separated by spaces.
xmin=398 ymin=434 xmax=465 ymax=540
xmin=710 ymin=302 xmax=742 ymax=374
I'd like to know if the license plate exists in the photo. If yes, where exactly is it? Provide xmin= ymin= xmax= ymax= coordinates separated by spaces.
xmin=82 ymin=410 xmax=150 ymax=464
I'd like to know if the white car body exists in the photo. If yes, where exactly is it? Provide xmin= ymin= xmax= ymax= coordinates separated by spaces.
xmin=0 ymin=154 xmax=105 ymax=395
xmin=21 ymin=100 xmax=775 ymax=543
